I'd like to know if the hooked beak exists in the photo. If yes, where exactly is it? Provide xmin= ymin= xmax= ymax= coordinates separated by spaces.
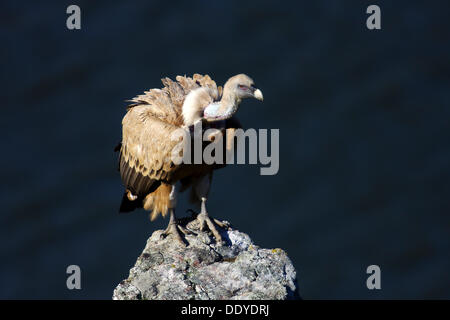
xmin=253 ymin=89 xmax=264 ymax=101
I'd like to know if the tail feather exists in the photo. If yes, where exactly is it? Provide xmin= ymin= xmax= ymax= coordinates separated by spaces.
xmin=143 ymin=183 xmax=172 ymax=221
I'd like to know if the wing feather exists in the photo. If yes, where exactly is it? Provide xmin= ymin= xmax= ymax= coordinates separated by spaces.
xmin=121 ymin=105 xmax=183 ymax=183
xmin=119 ymin=74 xmax=222 ymax=196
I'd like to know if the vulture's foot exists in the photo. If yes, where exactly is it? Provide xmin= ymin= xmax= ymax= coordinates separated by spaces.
xmin=195 ymin=212 xmax=224 ymax=244
xmin=161 ymin=221 xmax=191 ymax=247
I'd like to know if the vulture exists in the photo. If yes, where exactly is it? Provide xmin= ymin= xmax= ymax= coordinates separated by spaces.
xmin=117 ymin=74 xmax=263 ymax=245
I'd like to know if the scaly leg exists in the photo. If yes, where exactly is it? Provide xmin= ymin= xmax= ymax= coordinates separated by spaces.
xmin=194 ymin=197 xmax=225 ymax=243
xmin=161 ymin=208 xmax=192 ymax=246
xmin=188 ymin=173 xmax=226 ymax=244
xmin=160 ymin=184 xmax=191 ymax=246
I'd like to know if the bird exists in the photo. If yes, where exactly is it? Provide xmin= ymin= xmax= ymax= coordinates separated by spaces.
xmin=116 ymin=74 xmax=263 ymax=245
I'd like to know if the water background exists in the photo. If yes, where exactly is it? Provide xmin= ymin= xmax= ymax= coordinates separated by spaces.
xmin=1 ymin=0 xmax=449 ymax=299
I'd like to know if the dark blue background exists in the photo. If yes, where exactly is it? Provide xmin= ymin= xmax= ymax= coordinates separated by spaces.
xmin=1 ymin=0 xmax=449 ymax=299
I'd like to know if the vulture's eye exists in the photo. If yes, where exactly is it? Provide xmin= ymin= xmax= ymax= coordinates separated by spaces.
xmin=238 ymin=84 xmax=249 ymax=91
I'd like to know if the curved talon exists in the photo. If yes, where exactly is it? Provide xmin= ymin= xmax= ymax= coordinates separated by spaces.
xmin=178 ymin=224 xmax=194 ymax=235
xmin=213 ymin=218 xmax=229 ymax=229
xmin=161 ymin=222 xmax=187 ymax=247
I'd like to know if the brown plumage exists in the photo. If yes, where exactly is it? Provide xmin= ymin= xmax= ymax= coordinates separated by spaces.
xmin=117 ymin=73 xmax=263 ymax=245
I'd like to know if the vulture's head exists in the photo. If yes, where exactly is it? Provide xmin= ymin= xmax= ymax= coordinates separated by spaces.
xmin=202 ymin=74 xmax=263 ymax=122
xmin=224 ymin=74 xmax=264 ymax=102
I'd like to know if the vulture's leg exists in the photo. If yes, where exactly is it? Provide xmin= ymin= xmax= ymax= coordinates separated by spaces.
xmin=161 ymin=184 xmax=191 ymax=246
xmin=192 ymin=174 xmax=225 ymax=243
xmin=162 ymin=209 xmax=185 ymax=245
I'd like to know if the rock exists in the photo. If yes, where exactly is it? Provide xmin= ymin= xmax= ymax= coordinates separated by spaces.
xmin=113 ymin=217 xmax=300 ymax=300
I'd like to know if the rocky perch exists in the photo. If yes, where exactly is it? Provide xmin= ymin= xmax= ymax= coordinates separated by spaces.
xmin=113 ymin=218 xmax=300 ymax=300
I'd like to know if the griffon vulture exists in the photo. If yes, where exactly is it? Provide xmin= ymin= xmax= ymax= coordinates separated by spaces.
xmin=117 ymin=74 xmax=263 ymax=245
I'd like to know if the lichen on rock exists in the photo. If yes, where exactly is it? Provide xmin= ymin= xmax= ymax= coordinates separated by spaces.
xmin=113 ymin=218 xmax=300 ymax=300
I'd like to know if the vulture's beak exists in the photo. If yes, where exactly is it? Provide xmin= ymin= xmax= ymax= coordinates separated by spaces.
xmin=253 ymin=89 xmax=264 ymax=101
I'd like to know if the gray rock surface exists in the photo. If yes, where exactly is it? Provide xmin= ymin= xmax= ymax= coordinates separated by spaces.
xmin=113 ymin=218 xmax=300 ymax=300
